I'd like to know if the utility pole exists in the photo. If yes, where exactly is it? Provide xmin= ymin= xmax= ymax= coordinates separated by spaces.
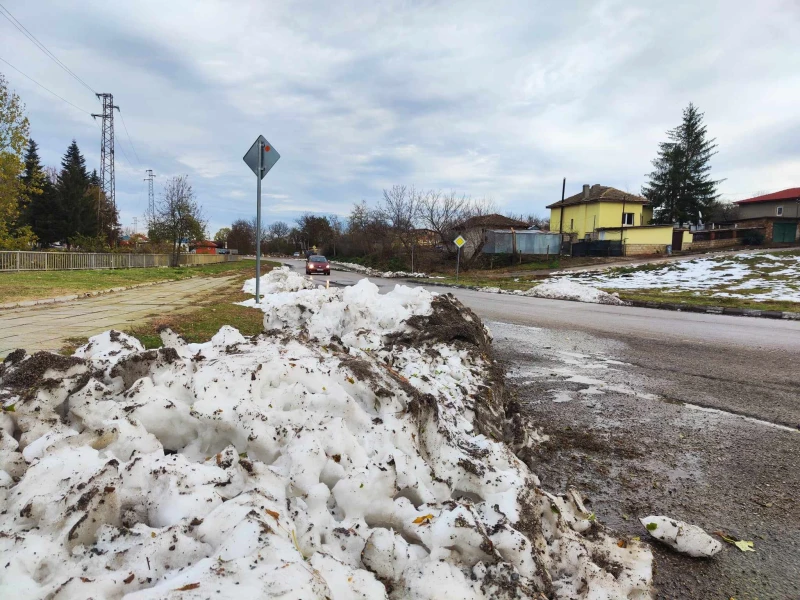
xmin=144 ymin=169 xmax=156 ymax=224
xmin=132 ymin=217 xmax=138 ymax=234
xmin=91 ymin=93 xmax=120 ymax=228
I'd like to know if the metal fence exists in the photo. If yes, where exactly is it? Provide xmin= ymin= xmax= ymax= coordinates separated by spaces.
xmin=0 ymin=251 xmax=240 ymax=272
xmin=483 ymin=230 xmax=563 ymax=255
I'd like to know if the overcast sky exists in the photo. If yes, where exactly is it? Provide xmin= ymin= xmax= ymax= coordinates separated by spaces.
xmin=2 ymin=0 xmax=799 ymax=235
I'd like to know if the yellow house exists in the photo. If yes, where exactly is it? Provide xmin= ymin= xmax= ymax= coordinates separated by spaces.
xmin=548 ymin=184 xmax=675 ymax=255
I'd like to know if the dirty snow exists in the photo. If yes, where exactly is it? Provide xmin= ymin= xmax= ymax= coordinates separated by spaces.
xmin=0 ymin=268 xmax=653 ymax=599
xmin=331 ymin=261 xmax=428 ymax=279
xmin=640 ymin=516 xmax=722 ymax=558
xmin=242 ymin=265 xmax=317 ymax=295
xmin=480 ymin=280 xmax=627 ymax=305
xmin=557 ymin=252 xmax=800 ymax=303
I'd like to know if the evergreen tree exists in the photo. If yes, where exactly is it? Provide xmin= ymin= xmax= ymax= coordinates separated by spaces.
xmin=642 ymin=103 xmax=722 ymax=226
xmin=57 ymin=140 xmax=97 ymax=244
xmin=20 ymin=138 xmax=63 ymax=245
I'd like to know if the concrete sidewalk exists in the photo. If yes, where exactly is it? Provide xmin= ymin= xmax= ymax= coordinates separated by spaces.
xmin=0 ymin=275 xmax=236 ymax=357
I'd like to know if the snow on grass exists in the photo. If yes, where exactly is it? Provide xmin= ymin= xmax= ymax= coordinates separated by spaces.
xmin=556 ymin=252 xmax=800 ymax=303
xmin=0 ymin=268 xmax=652 ymax=599
xmin=331 ymin=261 xmax=428 ymax=279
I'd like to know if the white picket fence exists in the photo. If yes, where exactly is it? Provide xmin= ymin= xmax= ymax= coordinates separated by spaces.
xmin=0 ymin=251 xmax=240 ymax=272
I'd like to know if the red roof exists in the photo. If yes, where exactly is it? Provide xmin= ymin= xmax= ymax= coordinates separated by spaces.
xmin=735 ymin=188 xmax=800 ymax=205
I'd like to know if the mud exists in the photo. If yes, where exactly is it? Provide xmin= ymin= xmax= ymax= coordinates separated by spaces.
xmin=0 ymin=351 xmax=85 ymax=394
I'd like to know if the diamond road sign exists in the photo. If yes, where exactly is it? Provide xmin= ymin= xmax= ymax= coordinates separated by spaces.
xmin=454 ymin=235 xmax=466 ymax=248
xmin=243 ymin=135 xmax=280 ymax=180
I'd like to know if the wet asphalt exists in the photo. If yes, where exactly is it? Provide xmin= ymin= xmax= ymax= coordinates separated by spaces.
xmin=490 ymin=322 xmax=799 ymax=600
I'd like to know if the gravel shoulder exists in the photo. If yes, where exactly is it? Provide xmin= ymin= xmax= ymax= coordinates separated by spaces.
xmin=489 ymin=321 xmax=800 ymax=599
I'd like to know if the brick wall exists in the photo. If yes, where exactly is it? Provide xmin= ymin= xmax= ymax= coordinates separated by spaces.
xmin=686 ymin=238 xmax=742 ymax=251
xmin=624 ymin=244 xmax=668 ymax=256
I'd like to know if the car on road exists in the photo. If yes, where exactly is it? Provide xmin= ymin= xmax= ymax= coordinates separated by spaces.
xmin=293 ymin=252 xmax=300 ymax=257
xmin=306 ymin=255 xmax=330 ymax=275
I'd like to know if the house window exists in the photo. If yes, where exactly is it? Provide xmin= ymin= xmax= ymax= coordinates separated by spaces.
xmin=570 ymin=218 xmax=574 ymax=231
xmin=622 ymin=213 xmax=635 ymax=226
xmin=776 ymin=206 xmax=783 ymax=216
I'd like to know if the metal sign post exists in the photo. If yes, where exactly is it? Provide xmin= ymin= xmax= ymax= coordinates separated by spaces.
xmin=243 ymin=135 xmax=280 ymax=304
xmin=454 ymin=235 xmax=466 ymax=282
xmin=256 ymin=142 xmax=262 ymax=303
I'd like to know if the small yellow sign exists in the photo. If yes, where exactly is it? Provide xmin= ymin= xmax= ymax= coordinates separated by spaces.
xmin=454 ymin=235 xmax=466 ymax=248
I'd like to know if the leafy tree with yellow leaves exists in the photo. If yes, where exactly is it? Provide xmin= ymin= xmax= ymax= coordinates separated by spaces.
xmin=0 ymin=73 xmax=37 ymax=249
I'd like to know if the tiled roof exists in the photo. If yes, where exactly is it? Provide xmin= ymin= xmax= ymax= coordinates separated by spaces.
xmin=547 ymin=185 xmax=648 ymax=209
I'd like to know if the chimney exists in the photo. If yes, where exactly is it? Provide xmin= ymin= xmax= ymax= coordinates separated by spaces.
xmin=583 ymin=184 xmax=590 ymax=199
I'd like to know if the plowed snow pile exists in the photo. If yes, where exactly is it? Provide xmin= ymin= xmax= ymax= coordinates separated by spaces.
xmin=481 ymin=279 xmax=626 ymax=306
xmin=331 ymin=261 xmax=428 ymax=278
xmin=0 ymin=268 xmax=651 ymax=599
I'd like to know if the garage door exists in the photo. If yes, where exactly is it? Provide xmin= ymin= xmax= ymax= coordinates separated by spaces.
xmin=773 ymin=222 xmax=797 ymax=243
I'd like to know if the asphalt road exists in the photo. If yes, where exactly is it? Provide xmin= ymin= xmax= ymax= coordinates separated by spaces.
xmin=289 ymin=259 xmax=800 ymax=426
xmin=287 ymin=259 xmax=800 ymax=599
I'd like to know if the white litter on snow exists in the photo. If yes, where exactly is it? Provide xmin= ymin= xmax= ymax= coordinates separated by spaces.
xmin=640 ymin=516 xmax=722 ymax=558
xmin=331 ymin=261 xmax=428 ymax=279
xmin=557 ymin=252 xmax=800 ymax=303
xmin=480 ymin=280 xmax=627 ymax=306
xmin=0 ymin=269 xmax=653 ymax=599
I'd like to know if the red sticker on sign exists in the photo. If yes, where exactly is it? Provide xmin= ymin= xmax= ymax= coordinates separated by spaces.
xmin=265 ymin=146 xmax=271 ymax=152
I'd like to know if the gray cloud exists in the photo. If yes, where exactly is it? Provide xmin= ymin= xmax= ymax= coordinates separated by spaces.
xmin=3 ymin=0 xmax=799 ymax=234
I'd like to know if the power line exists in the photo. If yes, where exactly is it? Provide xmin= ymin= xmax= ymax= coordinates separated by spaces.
xmin=0 ymin=3 xmax=96 ymax=95
xmin=118 ymin=110 xmax=141 ymax=165
xmin=0 ymin=55 xmax=92 ymax=115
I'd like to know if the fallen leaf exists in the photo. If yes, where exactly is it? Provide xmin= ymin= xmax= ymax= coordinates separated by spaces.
xmin=266 ymin=509 xmax=280 ymax=520
xmin=413 ymin=514 xmax=434 ymax=525
xmin=2 ymin=404 xmax=15 ymax=412
xmin=174 ymin=582 xmax=200 ymax=591
xmin=80 ymin=577 xmax=94 ymax=583
xmin=646 ymin=522 xmax=658 ymax=531
xmin=617 ymin=539 xmax=628 ymax=548
xmin=123 ymin=573 xmax=135 ymax=584
xmin=715 ymin=531 xmax=755 ymax=552
xmin=150 ymin=531 xmax=156 ymax=538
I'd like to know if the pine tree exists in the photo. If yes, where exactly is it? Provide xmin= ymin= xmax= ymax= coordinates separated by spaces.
xmin=20 ymin=138 xmax=63 ymax=245
xmin=57 ymin=140 xmax=97 ymax=244
xmin=643 ymin=103 xmax=722 ymax=226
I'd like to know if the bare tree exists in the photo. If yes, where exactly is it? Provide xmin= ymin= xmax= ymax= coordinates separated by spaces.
xmin=267 ymin=221 xmax=290 ymax=240
xmin=328 ymin=215 xmax=344 ymax=256
xmin=420 ymin=190 xmax=470 ymax=245
xmin=227 ymin=219 xmax=255 ymax=254
xmin=150 ymin=175 xmax=205 ymax=266
xmin=378 ymin=185 xmax=423 ymax=254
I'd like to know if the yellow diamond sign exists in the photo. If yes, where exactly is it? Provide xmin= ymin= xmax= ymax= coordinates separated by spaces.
xmin=454 ymin=235 xmax=466 ymax=248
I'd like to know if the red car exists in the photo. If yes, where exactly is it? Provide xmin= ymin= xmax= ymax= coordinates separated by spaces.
xmin=306 ymin=255 xmax=330 ymax=275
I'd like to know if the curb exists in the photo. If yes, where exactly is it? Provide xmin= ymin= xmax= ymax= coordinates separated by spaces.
xmin=625 ymin=300 xmax=800 ymax=321
xmin=0 ymin=277 xmax=195 ymax=311
xmin=415 ymin=280 xmax=800 ymax=321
